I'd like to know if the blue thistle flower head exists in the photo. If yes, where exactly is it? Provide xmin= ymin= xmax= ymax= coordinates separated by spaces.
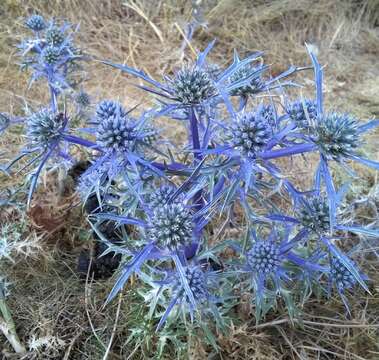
xmin=169 ymin=65 xmax=217 ymax=105
xmin=330 ymin=256 xmax=357 ymax=292
xmin=25 ymin=15 xmax=47 ymax=32
xmin=298 ymin=196 xmax=330 ymax=233
xmin=148 ymin=203 xmax=194 ymax=250
xmin=45 ymin=26 xmax=65 ymax=47
xmin=229 ymin=63 xmax=264 ymax=96
xmin=75 ymin=90 xmax=91 ymax=108
xmin=230 ymin=111 xmax=272 ymax=158
xmin=26 ymin=109 xmax=64 ymax=148
xmin=96 ymin=100 xmax=125 ymax=122
xmin=96 ymin=113 xmax=138 ymax=151
xmin=247 ymin=241 xmax=281 ymax=275
xmin=180 ymin=265 xmax=208 ymax=302
xmin=312 ymin=112 xmax=361 ymax=160
xmin=18 ymin=17 xmax=82 ymax=93
xmin=153 ymin=261 xmax=223 ymax=331
xmin=146 ymin=185 xmax=177 ymax=209
xmin=41 ymin=45 xmax=61 ymax=65
xmin=286 ymin=98 xmax=317 ymax=128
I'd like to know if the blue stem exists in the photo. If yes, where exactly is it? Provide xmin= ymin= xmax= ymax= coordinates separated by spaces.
xmin=189 ymin=107 xmax=202 ymax=162
xmin=189 ymin=107 xmax=203 ymax=211
xmin=49 ymin=84 xmax=58 ymax=113
xmin=186 ymin=107 xmax=205 ymax=259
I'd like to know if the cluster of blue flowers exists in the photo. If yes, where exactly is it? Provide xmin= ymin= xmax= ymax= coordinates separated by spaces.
xmin=2 ymin=15 xmax=379 ymax=331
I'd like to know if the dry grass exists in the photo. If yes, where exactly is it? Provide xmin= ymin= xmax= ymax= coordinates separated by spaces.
xmin=0 ymin=0 xmax=379 ymax=359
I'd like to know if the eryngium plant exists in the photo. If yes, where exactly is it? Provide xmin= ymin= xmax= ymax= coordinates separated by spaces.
xmin=1 ymin=15 xmax=379 ymax=347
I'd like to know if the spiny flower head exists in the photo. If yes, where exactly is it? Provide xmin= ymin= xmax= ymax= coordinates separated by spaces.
xmin=96 ymin=100 xmax=125 ymax=122
xmin=75 ymin=90 xmax=91 ymax=108
xmin=312 ymin=112 xmax=361 ymax=160
xmin=27 ymin=109 xmax=64 ymax=147
xmin=181 ymin=266 xmax=208 ymax=302
xmin=46 ymin=26 xmax=65 ymax=47
xmin=230 ymin=111 xmax=272 ymax=158
xmin=298 ymin=196 xmax=330 ymax=233
xmin=96 ymin=114 xmax=138 ymax=151
xmin=247 ymin=241 xmax=281 ymax=275
xmin=148 ymin=203 xmax=193 ymax=250
xmin=229 ymin=63 xmax=263 ymax=96
xmin=25 ymin=15 xmax=46 ymax=32
xmin=170 ymin=65 xmax=217 ymax=104
xmin=286 ymin=98 xmax=317 ymax=128
xmin=330 ymin=257 xmax=356 ymax=291
xmin=42 ymin=46 xmax=61 ymax=65
xmin=147 ymin=185 xmax=177 ymax=209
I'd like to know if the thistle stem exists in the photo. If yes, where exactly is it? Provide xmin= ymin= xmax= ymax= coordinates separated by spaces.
xmin=188 ymin=107 xmax=204 ymax=212
xmin=0 ymin=298 xmax=26 ymax=354
xmin=187 ymin=107 xmax=204 ymax=259
xmin=49 ymin=84 xmax=58 ymax=113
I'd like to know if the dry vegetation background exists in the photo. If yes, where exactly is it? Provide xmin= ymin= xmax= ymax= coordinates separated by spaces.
xmin=0 ymin=0 xmax=379 ymax=359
